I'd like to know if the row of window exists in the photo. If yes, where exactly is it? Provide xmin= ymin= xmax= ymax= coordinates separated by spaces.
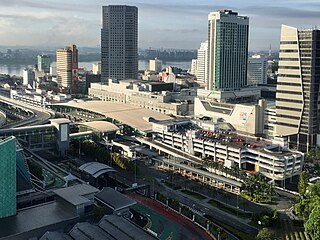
xmin=277 ymin=90 xmax=302 ymax=95
xmin=279 ymin=74 xmax=301 ymax=78
xmin=276 ymin=98 xmax=303 ymax=103
xmin=276 ymin=106 xmax=302 ymax=112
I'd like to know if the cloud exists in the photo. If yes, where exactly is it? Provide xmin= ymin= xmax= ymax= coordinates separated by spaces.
xmin=0 ymin=0 xmax=318 ymax=50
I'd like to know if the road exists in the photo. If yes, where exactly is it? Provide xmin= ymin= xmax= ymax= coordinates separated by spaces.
xmin=0 ymin=96 xmax=54 ymax=127
xmin=159 ymin=180 xmax=259 ymax=236
xmin=112 ymin=160 xmax=258 ymax=238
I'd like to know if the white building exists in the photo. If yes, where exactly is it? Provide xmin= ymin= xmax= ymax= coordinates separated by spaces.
xmin=149 ymin=58 xmax=162 ymax=72
xmin=190 ymin=59 xmax=198 ymax=76
xmin=275 ymin=25 xmax=320 ymax=151
xmin=264 ymin=102 xmax=276 ymax=139
xmin=196 ymin=40 xmax=208 ymax=83
xmin=194 ymin=95 xmax=265 ymax=136
xmin=89 ymin=79 xmax=196 ymax=116
xmin=248 ymin=55 xmax=268 ymax=86
xmin=92 ymin=63 xmax=101 ymax=75
xmin=23 ymin=68 xmax=35 ymax=89
xmin=151 ymin=119 xmax=304 ymax=182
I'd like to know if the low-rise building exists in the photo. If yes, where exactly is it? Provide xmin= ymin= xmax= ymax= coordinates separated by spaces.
xmin=150 ymin=119 xmax=304 ymax=183
xmin=89 ymin=79 xmax=196 ymax=116
xmin=194 ymin=94 xmax=265 ymax=136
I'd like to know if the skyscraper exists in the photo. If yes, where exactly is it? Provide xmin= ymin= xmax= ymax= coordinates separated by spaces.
xmin=247 ymin=55 xmax=268 ymax=86
xmin=0 ymin=136 xmax=16 ymax=219
xmin=37 ymin=55 xmax=51 ymax=73
xmin=56 ymin=45 xmax=78 ymax=90
xmin=101 ymin=5 xmax=138 ymax=82
xmin=196 ymin=40 xmax=209 ymax=83
xmin=207 ymin=10 xmax=249 ymax=91
xmin=275 ymin=25 xmax=320 ymax=151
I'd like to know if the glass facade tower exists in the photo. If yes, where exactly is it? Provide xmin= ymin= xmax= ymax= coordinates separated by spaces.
xmin=0 ymin=136 xmax=16 ymax=218
xmin=207 ymin=10 xmax=249 ymax=91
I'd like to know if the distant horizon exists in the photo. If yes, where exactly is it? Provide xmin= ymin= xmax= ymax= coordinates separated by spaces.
xmin=0 ymin=0 xmax=318 ymax=51
xmin=0 ymin=45 xmax=278 ymax=53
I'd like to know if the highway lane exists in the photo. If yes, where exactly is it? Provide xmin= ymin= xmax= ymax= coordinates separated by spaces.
xmin=0 ymin=96 xmax=54 ymax=127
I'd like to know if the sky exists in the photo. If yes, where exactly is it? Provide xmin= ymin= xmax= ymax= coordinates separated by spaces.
xmin=0 ymin=0 xmax=319 ymax=51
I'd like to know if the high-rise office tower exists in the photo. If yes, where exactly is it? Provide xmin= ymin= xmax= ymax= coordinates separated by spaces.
xmin=37 ymin=55 xmax=51 ymax=73
xmin=196 ymin=40 xmax=209 ymax=83
xmin=56 ymin=44 xmax=78 ymax=90
xmin=0 ymin=136 xmax=16 ymax=219
xmin=101 ymin=5 xmax=138 ymax=82
xmin=207 ymin=10 xmax=249 ymax=91
xmin=275 ymin=25 xmax=320 ymax=151
xmin=247 ymin=55 xmax=268 ymax=86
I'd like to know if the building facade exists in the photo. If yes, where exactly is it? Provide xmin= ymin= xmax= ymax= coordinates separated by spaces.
xmin=275 ymin=25 xmax=320 ymax=151
xmin=248 ymin=55 xmax=268 ymax=86
xmin=190 ymin=59 xmax=198 ymax=76
xmin=101 ymin=5 xmax=138 ymax=82
xmin=196 ymin=40 xmax=208 ymax=83
xmin=151 ymin=120 xmax=304 ymax=183
xmin=149 ymin=58 xmax=162 ymax=72
xmin=23 ymin=68 xmax=35 ymax=88
xmin=89 ymin=80 xmax=195 ymax=116
xmin=56 ymin=45 xmax=78 ymax=90
xmin=37 ymin=55 xmax=51 ymax=73
xmin=207 ymin=10 xmax=249 ymax=91
xmin=0 ymin=136 xmax=16 ymax=218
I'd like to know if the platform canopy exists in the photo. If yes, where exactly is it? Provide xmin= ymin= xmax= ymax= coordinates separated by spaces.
xmin=78 ymin=121 xmax=119 ymax=133
xmin=79 ymin=162 xmax=116 ymax=178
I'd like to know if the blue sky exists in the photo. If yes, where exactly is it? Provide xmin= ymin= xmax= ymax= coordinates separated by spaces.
xmin=0 ymin=0 xmax=319 ymax=50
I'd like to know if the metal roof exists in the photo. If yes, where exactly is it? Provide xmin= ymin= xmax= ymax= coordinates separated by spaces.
xmin=99 ymin=215 xmax=158 ymax=240
xmin=55 ymin=100 xmax=172 ymax=133
xmin=78 ymin=121 xmax=119 ymax=133
xmin=0 ymin=202 xmax=78 ymax=239
xmin=53 ymin=184 xmax=99 ymax=206
xmin=95 ymin=187 xmax=136 ymax=211
xmin=79 ymin=162 xmax=116 ymax=178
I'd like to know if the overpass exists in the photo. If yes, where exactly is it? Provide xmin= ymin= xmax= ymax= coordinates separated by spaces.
xmin=0 ymin=96 xmax=54 ymax=127
xmin=153 ymin=157 xmax=241 ymax=194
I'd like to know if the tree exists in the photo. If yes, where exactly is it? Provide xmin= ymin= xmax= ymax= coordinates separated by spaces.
xmin=256 ymin=228 xmax=275 ymax=240
xmin=298 ymin=171 xmax=310 ymax=197
xmin=304 ymin=205 xmax=320 ymax=240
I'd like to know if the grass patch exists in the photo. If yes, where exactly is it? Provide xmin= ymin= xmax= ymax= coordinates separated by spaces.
xmin=180 ymin=189 xmax=206 ymax=200
xmin=208 ymin=199 xmax=253 ymax=219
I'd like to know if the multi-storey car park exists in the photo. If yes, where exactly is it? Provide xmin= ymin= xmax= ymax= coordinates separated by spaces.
xmin=149 ymin=119 xmax=304 ymax=186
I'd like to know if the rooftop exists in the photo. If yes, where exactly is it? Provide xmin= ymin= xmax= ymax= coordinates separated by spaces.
xmin=53 ymin=184 xmax=99 ymax=206
xmin=40 ymin=215 xmax=158 ymax=240
xmin=55 ymin=100 xmax=173 ymax=133
xmin=0 ymin=202 xmax=78 ymax=240
xmin=95 ymin=187 xmax=136 ymax=211
xmin=79 ymin=162 xmax=116 ymax=178
xmin=78 ymin=121 xmax=119 ymax=133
